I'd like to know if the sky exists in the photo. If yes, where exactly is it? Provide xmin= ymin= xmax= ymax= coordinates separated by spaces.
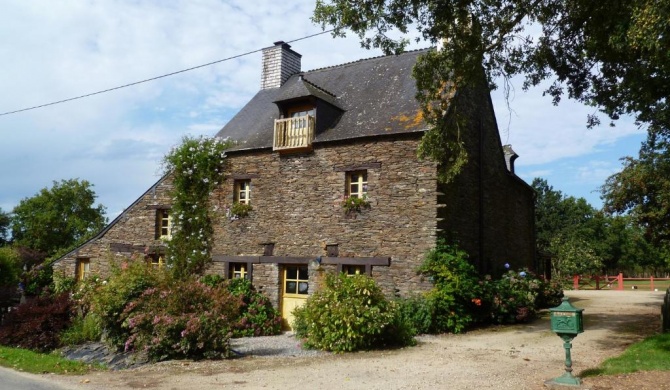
xmin=0 ymin=1 xmax=647 ymax=222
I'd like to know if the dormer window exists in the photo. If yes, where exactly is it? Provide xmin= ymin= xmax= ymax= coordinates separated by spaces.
xmin=273 ymin=104 xmax=315 ymax=152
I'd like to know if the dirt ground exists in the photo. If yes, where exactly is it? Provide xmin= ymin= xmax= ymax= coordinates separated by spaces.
xmin=43 ymin=290 xmax=669 ymax=390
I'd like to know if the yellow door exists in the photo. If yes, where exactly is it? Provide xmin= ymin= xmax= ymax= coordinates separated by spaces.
xmin=281 ymin=265 xmax=309 ymax=330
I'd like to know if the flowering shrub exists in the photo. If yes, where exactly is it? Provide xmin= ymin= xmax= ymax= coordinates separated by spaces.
xmin=229 ymin=202 xmax=252 ymax=220
xmin=293 ymin=273 xmax=414 ymax=352
xmin=225 ymin=278 xmax=281 ymax=337
xmin=162 ymin=136 xmax=233 ymax=278
xmin=121 ymin=278 xmax=241 ymax=361
xmin=87 ymin=258 xmax=167 ymax=349
xmin=418 ymin=241 xmax=484 ymax=333
xmin=341 ymin=195 xmax=371 ymax=214
xmin=487 ymin=267 xmax=564 ymax=324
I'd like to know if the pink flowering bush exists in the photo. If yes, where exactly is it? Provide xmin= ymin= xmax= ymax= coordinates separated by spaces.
xmin=120 ymin=278 xmax=241 ymax=361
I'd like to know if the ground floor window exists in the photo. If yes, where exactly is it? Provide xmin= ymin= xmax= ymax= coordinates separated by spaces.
xmin=283 ymin=265 xmax=308 ymax=295
xmin=146 ymin=254 xmax=165 ymax=268
xmin=229 ymin=262 xmax=249 ymax=279
xmin=342 ymin=264 xmax=366 ymax=276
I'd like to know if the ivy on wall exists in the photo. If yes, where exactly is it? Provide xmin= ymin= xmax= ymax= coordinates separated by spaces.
xmin=162 ymin=136 xmax=233 ymax=278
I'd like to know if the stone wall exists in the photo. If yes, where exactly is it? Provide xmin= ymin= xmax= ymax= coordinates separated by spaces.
xmin=211 ymin=136 xmax=439 ymax=299
xmin=53 ymin=176 xmax=174 ymax=278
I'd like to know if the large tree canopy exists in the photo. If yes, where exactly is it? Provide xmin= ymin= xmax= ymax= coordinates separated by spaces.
xmin=313 ymin=0 xmax=670 ymax=139
xmin=10 ymin=179 xmax=107 ymax=257
xmin=0 ymin=208 xmax=9 ymax=247
xmin=602 ymin=132 xmax=670 ymax=248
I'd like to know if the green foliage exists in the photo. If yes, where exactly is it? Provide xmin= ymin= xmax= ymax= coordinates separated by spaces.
xmin=394 ymin=295 xmax=436 ymax=336
xmin=0 ymin=345 xmax=101 ymax=374
xmin=418 ymin=242 xmax=484 ymax=333
xmin=52 ymin=271 xmax=77 ymax=295
xmin=603 ymin=132 xmax=670 ymax=253
xmin=293 ymin=273 xmax=413 ymax=352
xmin=59 ymin=313 xmax=103 ymax=346
xmin=341 ymin=195 xmax=371 ymax=214
xmin=230 ymin=202 xmax=252 ymax=219
xmin=87 ymin=258 xmax=166 ymax=349
xmin=224 ymin=278 xmax=282 ymax=338
xmin=550 ymin=235 xmax=604 ymax=282
xmin=10 ymin=179 xmax=106 ymax=256
xmin=0 ymin=293 xmax=72 ymax=352
xmin=121 ymin=278 xmax=241 ymax=361
xmin=0 ymin=207 xmax=10 ymax=247
xmin=313 ymin=0 xmax=670 ymax=138
xmin=0 ymin=247 xmax=20 ymax=286
xmin=23 ymin=262 xmax=53 ymax=297
xmin=162 ymin=135 xmax=233 ymax=278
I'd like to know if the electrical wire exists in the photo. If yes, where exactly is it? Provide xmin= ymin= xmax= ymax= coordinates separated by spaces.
xmin=0 ymin=29 xmax=335 ymax=117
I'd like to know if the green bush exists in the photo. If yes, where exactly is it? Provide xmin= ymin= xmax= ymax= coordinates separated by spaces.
xmin=87 ymin=258 xmax=167 ymax=349
xmin=418 ymin=242 xmax=485 ymax=333
xmin=293 ymin=273 xmax=413 ymax=352
xmin=59 ymin=313 xmax=103 ymax=346
xmin=225 ymin=278 xmax=281 ymax=337
xmin=121 ymin=278 xmax=241 ymax=361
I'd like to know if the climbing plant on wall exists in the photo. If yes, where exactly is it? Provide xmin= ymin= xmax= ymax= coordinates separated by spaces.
xmin=162 ymin=136 xmax=233 ymax=278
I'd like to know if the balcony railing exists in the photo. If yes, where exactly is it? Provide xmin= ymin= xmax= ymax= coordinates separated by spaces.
xmin=273 ymin=115 xmax=315 ymax=151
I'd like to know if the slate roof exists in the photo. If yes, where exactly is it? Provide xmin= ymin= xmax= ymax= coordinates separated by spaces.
xmin=216 ymin=48 xmax=431 ymax=151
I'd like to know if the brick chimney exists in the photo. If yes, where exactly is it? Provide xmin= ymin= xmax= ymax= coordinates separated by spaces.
xmin=503 ymin=145 xmax=519 ymax=174
xmin=261 ymin=41 xmax=302 ymax=90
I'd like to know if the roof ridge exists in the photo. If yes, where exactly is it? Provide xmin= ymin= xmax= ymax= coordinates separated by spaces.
xmin=305 ymin=47 xmax=431 ymax=74
xmin=299 ymin=75 xmax=337 ymax=98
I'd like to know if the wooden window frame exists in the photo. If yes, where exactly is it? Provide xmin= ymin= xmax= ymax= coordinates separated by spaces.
xmin=229 ymin=262 xmax=250 ymax=280
xmin=146 ymin=254 xmax=165 ymax=268
xmin=155 ymin=209 xmax=172 ymax=240
xmin=283 ymin=265 xmax=309 ymax=296
xmin=342 ymin=264 xmax=366 ymax=276
xmin=234 ymin=179 xmax=251 ymax=205
xmin=76 ymin=258 xmax=90 ymax=281
xmin=346 ymin=170 xmax=368 ymax=198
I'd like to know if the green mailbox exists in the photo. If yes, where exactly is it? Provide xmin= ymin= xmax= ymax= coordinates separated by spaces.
xmin=547 ymin=297 xmax=584 ymax=387
xmin=550 ymin=297 xmax=584 ymax=335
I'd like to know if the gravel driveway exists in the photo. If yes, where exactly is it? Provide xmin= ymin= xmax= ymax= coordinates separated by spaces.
xmin=41 ymin=290 xmax=667 ymax=389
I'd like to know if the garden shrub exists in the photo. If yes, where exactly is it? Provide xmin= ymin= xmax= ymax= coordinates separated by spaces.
xmin=225 ymin=278 xmax=281 ymax=337
xmin=418 ymin=241 xmax=485 ymax=333
xmin=87 ymin=258 xmax=167 ymax=349
xmin=121 ymin=278 xmax=241 ymax=361
xmin=0 ymin=293 xmax=72 ymax=352
xmin=59 ymin=313 xmax=103 ymax=346
xmin=488 ymin=267 xmax=564 ymax=324
xmin=293 ymin=273 xmax=413 ymax=353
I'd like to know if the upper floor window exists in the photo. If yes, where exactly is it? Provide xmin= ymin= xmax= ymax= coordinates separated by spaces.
xmin=76 ymin=258 xmax=90 ymax=281
xmin=234 ymin=180 xmax=251 ymax=205
xmin=346 ymin=170 xmax=368 ymax=198
xmin=155 ymin=209 xmax=172 ymax=240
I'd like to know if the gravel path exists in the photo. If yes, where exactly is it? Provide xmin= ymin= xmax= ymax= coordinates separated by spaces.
xmin=40 ymin=290 xmax=666 ymax=389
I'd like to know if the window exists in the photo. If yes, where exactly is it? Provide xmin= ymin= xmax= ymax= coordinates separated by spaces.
xmin=76 ymin=259 xmax=90 ymax=281
xmin=234 ymin=180 xmax=251 ymax=205
xmin=284 ymin=265 xmax=309 ymax=295
xmin=342 ymin=264 xmax=366 ymax=276
xmin=346 ymin=170 xmax=368 ymax=198
xmin=155 ymin=209 xmax=172 ymax=239
xmin=229 ymin=262 xmax=249 ymax=279
xmin=147 ymin=254 xmax=165 ymax=268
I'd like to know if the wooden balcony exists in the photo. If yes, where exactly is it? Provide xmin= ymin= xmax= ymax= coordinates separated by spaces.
xmin=273 ymin=116 xmax=315 ymax=152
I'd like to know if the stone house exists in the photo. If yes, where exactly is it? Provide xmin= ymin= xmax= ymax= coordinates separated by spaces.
xmin=54 ymin=41 xmax=535 ymax=328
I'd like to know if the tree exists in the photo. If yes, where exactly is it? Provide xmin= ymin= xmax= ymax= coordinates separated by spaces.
xmin=0 ymin=208 xmax=9 ymax=246
xmin=10 ymin=179 xmax=107 ymax=257
xmin=313 ymin=0 xmax=670 ymax=175
xmin=601 ymin=132 xmax=670 ymax=248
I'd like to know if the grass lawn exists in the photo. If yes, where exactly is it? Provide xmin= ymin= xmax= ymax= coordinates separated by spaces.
xmin=582 ymin=333 xmax=670 ymax=376
xmin=0 ymin=345 xmax=103 ymax=374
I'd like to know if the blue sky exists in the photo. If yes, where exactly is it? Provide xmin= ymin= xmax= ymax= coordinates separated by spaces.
xmin=0 ymin=1 xmax=646 ymax=221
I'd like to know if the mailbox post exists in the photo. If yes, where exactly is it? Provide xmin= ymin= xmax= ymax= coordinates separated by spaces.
xmin=548 ymin=297 xmax=584 ymax=387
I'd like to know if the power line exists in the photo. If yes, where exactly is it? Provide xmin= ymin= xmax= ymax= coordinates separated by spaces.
xmin=0 ymin=29 xmax=335 ymax=117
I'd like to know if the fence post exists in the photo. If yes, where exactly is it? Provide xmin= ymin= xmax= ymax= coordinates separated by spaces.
xmin=651 ymin=276 xmax=654 ymax=291
xmin=617 ymin=273 xmax=624 ymax=291
xmin=595 ymin=275 xmax=600 ymax=290
xmin=573 ymin=274 xmax=580 ymax=290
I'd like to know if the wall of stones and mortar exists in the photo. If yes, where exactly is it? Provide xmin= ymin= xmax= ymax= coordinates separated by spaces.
xmin=210 ymin=136 xmax=438 ymax=304
xmin=53 ymin=176 xmax=174 ymax=279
